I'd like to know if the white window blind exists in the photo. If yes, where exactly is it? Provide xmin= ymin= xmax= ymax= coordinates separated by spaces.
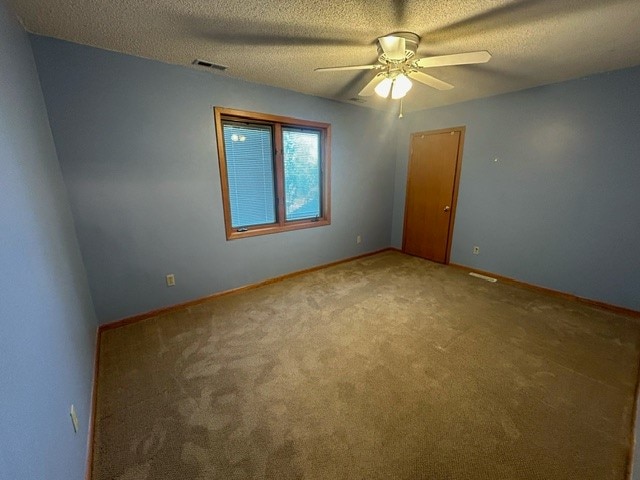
xmin=222 ymin=123 xmax=276 ymax=228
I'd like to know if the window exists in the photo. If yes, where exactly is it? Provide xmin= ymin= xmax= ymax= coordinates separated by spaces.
xmin=214 ymin=107 xmax=331 ymax=240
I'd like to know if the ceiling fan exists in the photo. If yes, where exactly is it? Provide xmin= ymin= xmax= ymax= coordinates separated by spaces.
xmin=315 ymin=32 xmax=491 ymax=101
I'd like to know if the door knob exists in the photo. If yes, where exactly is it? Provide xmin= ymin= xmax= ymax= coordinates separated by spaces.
xmin=444 ymin=206 xmax=450 ymax=212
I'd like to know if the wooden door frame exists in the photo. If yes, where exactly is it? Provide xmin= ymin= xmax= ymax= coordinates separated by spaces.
xmin=402 ymin=126 xmax=466 ymax=264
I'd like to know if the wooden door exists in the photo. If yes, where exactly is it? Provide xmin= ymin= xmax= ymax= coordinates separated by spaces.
xmin=402 ymin=127 xmax=464 ymax=263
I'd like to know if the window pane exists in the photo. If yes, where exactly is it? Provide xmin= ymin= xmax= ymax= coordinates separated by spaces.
xmin=223 ymin=123 xmax=276 ymax=228
xmin=283 ymin=129 xmax=321 ymax=221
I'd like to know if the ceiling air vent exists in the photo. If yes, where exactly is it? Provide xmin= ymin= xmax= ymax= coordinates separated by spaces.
xmin=192 ymin=59 xmax=228 ymax=71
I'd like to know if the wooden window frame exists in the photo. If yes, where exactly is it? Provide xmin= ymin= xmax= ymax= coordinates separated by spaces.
xmin=214 ymin=107 xmax=331 ymax=240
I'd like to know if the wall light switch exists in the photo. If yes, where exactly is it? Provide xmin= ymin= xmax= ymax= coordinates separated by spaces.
xmin=356 ymin=235 xmax=362 ymax=244
xmin=473 ymin=246 xmax=480 ymax=255
xmin=166 ymin=274 xmax=176 ymax=287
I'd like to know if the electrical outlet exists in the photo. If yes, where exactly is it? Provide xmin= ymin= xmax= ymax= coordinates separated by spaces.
xmin=70 ymin=404 xmax=79 ymax=433
xmin=356 ymin=235 xmax=362 ymax=244
xmin=473 ymin=246 xmax=480 ymax=255
xmin=166 ymin=274 xmax=176 ymax=287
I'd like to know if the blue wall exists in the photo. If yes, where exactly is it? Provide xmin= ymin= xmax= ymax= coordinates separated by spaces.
xmin=0 ymin=2 xmax=98 ymax=479
xmin=30 ymin=36 xmax=398 ymax=324
xmin=391 ymin=67 xmax=640 ymax=311
xmin=27 ymin=33 xmax=640 ymax=316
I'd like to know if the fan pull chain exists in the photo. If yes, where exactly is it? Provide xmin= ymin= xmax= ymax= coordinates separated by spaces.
xmin=399 ymin=98 xmax=404 ymax=119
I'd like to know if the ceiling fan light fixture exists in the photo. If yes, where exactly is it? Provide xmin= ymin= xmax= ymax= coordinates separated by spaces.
xmin=374 ymin=77 xmax=393 ymax=98
xmin=392 ymin=74 xmax=412 ymax=99
xmin=319 ymin=32 xmax=490 ymax=103
xmin=374 ymin=73 xmax=412 ymax=99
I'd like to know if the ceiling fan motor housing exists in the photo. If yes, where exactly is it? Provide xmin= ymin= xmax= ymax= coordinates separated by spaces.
xmin=377 ymin=32 xmax=420 ymax=63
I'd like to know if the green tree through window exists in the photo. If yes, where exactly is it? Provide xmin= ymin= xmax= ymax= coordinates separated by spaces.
xmin=283 ymin=128 xmax=321 ymax=221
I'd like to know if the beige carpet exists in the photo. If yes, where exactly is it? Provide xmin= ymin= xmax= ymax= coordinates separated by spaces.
xmin=92 ymin=251 xmax=640 ymax=479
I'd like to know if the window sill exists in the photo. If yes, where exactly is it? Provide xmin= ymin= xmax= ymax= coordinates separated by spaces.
xmin=226 ymin=218 xmax=330 ymax=241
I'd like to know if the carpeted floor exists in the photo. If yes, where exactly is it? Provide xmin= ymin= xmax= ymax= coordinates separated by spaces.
xmin=92 ymin=251 xmax=640 ymax=479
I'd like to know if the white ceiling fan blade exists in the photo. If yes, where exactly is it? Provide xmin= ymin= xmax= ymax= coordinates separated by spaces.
xmin=315 ymin=64 xmax=381 ymax=72
xmin=378 ymin=35 xmax=406 ymax=61
xmin=414 ymin=51 xmax=492 ymax=69
xmin=407 ymin=71 xmax=454 ymax=90
xmin=358 ymin=73 xmax=387 ymax=96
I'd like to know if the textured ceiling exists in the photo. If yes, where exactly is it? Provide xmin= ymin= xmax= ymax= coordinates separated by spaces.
xmin=10 ymin=0 xmax=640 ymax=113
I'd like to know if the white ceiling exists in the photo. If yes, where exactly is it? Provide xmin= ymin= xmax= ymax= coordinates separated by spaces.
xmin=10 ymin=0 xmax=640 ymax=113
